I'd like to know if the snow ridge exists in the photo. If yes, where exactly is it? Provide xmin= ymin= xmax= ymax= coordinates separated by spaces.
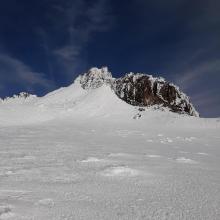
xmin=1 ymin=92 xmax=37 ymax=103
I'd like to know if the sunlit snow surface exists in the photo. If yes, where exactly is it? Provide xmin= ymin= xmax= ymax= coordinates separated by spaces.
xmin=0 ymin=83 xmax=220 ymax=219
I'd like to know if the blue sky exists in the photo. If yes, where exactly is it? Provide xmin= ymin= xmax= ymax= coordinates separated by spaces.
xmin=0 ymin=0 xmax=219 ymax=117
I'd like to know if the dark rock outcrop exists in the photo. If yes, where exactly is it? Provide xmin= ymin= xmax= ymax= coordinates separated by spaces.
xmin=114 ymin=73 xmax=198 ymax=116
xmin=2 ymin=92 xmax=36 ymax=102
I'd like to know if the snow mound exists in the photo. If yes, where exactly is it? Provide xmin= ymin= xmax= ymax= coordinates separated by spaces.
xmin=176 ymin=157 xmax=198 ymax=164
xmin=101 ymin=166 xmax=140 ymax=177
xmin=80 ymin=157 xmax=104 ymax=163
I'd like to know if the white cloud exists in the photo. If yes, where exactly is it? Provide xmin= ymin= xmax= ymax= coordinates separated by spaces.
xmin=0 ymin=53 xmax=54 ymax=90
xmin=174 ymin=59 xmax=220 ymax=90
xmin=171 ymin=56 xmax=220 ymax=117
xmin=54 ymin=45 xmax=80 ymax=61
xmin=192 ymin=89 xmax=220 ymax=107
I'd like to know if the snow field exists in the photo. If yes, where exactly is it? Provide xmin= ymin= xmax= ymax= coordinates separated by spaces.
xmin=0 ymin=80 xmax=219 ymax=219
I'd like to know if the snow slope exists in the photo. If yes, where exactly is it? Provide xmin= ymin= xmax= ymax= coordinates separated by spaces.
xmin=0 ymin=80 xmax=220 ymax=219
xmin=0 ymin=79 xmax=136 ymax=125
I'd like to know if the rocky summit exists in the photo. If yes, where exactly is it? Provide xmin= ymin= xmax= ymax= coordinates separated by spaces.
xmin=78 ymin=67 xmax=199 ymax=116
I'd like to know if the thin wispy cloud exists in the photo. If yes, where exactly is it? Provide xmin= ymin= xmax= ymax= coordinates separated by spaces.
xmin=36 ymin=28 xmax=55 ymax=82
xmin=191 ymin=89 xmax=220 ymax=117
xmin=38 ymin=0 xmax=113 ymax=77
xmin=175 ymin=59 xmax=220 ymax=90
xmin=0 ymin=0 xmax=113 ymax=97
xmin=0 ymin=53 xmax=54 ymax=96
xmin=172 ymin=56 xmax=220 ymax=117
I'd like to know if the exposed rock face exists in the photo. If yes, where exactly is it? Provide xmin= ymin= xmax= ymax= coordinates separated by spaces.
xmin=114 ymin=73 xmax=199 ymax=116
xmin=78 ymin=67 xmax=199 ymax=117
xmin=15 ymin=92 xmax=33 ymax=99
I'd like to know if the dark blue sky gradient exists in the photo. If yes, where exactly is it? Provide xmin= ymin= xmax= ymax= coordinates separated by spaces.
xmin=0 ymin=0 xmax=219 ymax=117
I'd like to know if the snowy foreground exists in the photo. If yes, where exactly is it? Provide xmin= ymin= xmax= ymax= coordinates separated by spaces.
xmin=0 ymin=84 xmax=220 ymax=219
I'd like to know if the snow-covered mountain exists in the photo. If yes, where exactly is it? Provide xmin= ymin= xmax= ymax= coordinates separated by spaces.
xmin=0 ymin=66 xmax=198 ymax=125
xmin=78 ymin=67 xmax=198 ymax=116
xmin=0 ymin=67 xmax=220 ymax=220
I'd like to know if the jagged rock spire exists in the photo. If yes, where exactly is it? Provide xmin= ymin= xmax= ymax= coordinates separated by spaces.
xmin=79 ymin=67 xmax=113 ymax=89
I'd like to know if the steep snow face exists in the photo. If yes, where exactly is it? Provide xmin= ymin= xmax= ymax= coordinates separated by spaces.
xmin=0 ymin=77 xmax=135 ymax=125
xmin=68 ymin=84 xmax=135 ymax=119
xmin=38 ymin=78 xmax=87 ymax=106
xmin=79 ymin=67 xmax=113 ymax=89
